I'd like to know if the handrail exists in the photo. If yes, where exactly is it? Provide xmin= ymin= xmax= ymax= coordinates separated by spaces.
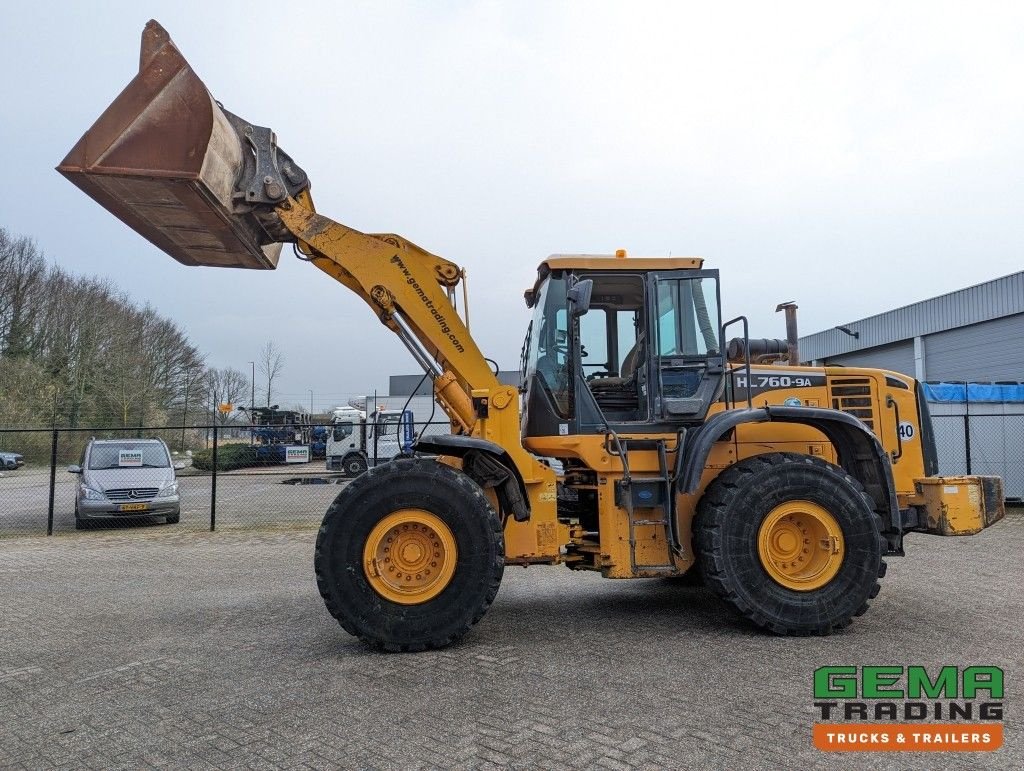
xmin=721 ymin=315 xmax=752 ymax=410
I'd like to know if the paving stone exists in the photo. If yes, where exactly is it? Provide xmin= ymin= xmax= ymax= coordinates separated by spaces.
xmin=0 ymin=513 xmax=1020 ymax=768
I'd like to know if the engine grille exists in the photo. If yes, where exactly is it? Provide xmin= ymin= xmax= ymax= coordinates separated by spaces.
xmin=104 ymin=487 xmax=160 ymax=501
xmin=829 ymin=377 xmax=875 ymax=430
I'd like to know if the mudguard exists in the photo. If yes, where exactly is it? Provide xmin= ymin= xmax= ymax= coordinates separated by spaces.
xmin=415 ymin=434 xmax=530 ymax=521
xmin=677 ymin=406 xmax=900 ymax=538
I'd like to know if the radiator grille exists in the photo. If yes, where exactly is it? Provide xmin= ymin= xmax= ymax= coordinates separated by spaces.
xmin=104 ymin=487 xmax=160 ymax=501
xmin=829 ymin=377 xmax=875 ymax=430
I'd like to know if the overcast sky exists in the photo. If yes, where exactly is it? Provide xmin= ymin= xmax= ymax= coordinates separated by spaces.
xmin=2 ymin=1 xmax=1022 ymax=411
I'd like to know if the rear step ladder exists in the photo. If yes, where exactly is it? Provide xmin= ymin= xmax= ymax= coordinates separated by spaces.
xmin=610 ymin=435 xmax=685 ymax=573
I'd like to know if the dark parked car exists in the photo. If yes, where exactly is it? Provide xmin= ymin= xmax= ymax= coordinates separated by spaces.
xmin=0 ymin=451 xmax=25 ymax=470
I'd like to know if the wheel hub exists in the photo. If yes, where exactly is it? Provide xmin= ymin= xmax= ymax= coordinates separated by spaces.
xmin=363 ymin=509 xmax=458 ymax=605
xmin=757 ymin=500 xmax=845 ymax=591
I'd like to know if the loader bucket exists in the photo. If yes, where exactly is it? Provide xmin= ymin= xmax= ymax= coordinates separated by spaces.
xmin=58 ymin=20 xmax=283 ymax=269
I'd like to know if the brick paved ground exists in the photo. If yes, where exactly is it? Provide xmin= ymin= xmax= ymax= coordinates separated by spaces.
xmin=1 ymin=511 xmax=1020 ymax=769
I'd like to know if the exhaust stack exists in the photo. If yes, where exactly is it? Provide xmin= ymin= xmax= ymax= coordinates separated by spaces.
xmin=775 ymin=301 xmax=800 ymax=366
xmin=58 ymin=21 xmax=306 ymax=270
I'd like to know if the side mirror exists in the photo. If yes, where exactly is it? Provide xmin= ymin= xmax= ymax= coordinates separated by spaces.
xmin=67 ymin=465 xmax=82 ymax=474
xmin=567 ymin=278 xmax=593 ymax=318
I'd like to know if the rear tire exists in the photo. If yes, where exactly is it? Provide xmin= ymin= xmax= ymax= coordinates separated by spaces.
xmin=315 ymin=457 xmax=504 ymax=651
xmin=694 ymin=453 xmax=886 ymax=635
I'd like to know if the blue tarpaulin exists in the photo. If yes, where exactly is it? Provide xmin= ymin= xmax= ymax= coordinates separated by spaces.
xmin=922 ymin=382 xmax=1024 ymax=403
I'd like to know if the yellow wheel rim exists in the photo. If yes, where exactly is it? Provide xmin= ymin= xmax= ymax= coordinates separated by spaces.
xmin=757 ymin=500 xmax=845 ymax=591
xmin=362 ymin=509 xmax=458 ymax=605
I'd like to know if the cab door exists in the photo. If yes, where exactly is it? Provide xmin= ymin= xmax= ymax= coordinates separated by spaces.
xmin=648 ymin=270 xmax=725 ymax=423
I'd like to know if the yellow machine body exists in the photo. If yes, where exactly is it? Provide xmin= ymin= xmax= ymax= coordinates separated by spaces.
xmin=61 ymin=22 xmax=1005 ymax=648
xmin=522 ymin=360 xmax=1004 ymax=577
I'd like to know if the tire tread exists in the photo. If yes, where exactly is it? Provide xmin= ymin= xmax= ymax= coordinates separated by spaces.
xmin=694 ymin=452 xmax=887 ymax=636
xmin=314 ymin=457 xmax=503 ymax=651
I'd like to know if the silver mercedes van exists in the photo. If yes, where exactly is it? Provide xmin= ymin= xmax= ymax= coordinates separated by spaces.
xmin=68 ymin=439 xmax=182 ymax=529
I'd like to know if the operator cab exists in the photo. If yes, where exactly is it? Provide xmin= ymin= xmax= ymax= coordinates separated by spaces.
xmin=521 ymin=254 xmax=724 ymax=438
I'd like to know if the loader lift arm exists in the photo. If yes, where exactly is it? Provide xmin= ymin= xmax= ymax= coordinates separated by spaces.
xmin=57 ymin=19 xmax=552 ymax=522
xmin=274 ymin=191 xmax=549 ymax=517
xmin=280 ymin=191 xmax=483 ymax=429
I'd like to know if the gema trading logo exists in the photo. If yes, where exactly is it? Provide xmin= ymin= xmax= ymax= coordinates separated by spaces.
xmin=813 ymin=665 xmax=1004 ymax=752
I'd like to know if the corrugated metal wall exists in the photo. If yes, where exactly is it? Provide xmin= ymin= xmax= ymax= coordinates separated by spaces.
xmin=824 ymin=341 xmax=916 ymax=376
xmin=801 ymin=270 xmax=1024 ymax=361
xmin=924 ymin=313 xmax=1024 ymax=381
xmin=815 ymin=312 xmax=1024 ymax=381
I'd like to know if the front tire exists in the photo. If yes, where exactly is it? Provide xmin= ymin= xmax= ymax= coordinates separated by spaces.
xmin=343 ymin=454 xmax=368 ymax=477
xmin=315 ymin=457 xmax=504 ymax=651
xmin=694 ymin=453 xmax=886 ymax=635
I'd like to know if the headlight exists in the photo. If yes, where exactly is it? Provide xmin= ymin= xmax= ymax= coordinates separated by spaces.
xmin=80 ymin=485 xmax=105 ymax=501
xmin=155 ymin=482 xmax=179 ymax=499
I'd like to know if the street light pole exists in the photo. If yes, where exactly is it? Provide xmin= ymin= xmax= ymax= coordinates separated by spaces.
xmin=248 ymin=361 xmax=255 ymax=409
xmin=309 ymin=389 xmax=314 ymax=416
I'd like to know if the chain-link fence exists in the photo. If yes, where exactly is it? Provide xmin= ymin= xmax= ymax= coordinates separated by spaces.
xmin=931 ymin=414 xmax=1024 ymax=500
xmin=0 ymin=421 xmax=452 ymax=538
xmin=4 ymin=413 xmax=1018 ymax=539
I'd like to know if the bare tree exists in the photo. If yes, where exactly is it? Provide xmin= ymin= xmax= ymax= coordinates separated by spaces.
xmin=0 ymin=225 xmax=208 ymax=432
xmin=205 ymin=367 xmax=250 ymax=424
xmin=0 ymin=228 xmax=46 ymax=358
xmin=257 ymin=341 xmax=285 ymax=407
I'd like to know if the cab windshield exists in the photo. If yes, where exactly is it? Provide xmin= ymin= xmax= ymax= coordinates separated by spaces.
xmin=523 ymin=275 xmax=570 ymax=418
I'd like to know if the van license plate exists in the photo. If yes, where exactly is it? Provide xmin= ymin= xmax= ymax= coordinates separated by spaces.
xmin=120 ymin=503 xmax=148 ymax=512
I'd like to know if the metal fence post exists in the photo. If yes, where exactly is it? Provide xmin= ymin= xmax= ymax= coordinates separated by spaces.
xmin=210 ymin=424 xmax=218 ymax=531
xmin=964 ymin=415 xmax=972 ymax=475
xmin=46 ymin=428 xmax=58 ymax=535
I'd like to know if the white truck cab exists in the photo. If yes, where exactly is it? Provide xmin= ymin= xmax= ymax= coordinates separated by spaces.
xmin=326 ymin=407 xmax=416 ymax=476
xmin=326 ymin=407 xmax=366 ymax=475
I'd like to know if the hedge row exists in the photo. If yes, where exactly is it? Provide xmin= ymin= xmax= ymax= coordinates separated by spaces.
xmin=191 ymin=444 xmax=258 ymax=471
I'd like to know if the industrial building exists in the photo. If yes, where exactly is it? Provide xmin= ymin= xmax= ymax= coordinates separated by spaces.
xmin=801 ymin=271 xmax=1023 ymax=500
xmin=388 ymin=371 xmax=520 ymax=397
xmin=799 ymin=271 xmax=1024 ymax=381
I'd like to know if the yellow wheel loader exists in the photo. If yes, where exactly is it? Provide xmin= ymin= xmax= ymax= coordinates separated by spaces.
xmin=60 ymin=22 xmax=1005 ymax=651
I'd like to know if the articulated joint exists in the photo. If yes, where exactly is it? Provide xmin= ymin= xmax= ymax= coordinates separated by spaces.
xmin=434 ymin=264 xmax=461 ymax=287
xmin=370 ymin=285 xmax=396 ymax=315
